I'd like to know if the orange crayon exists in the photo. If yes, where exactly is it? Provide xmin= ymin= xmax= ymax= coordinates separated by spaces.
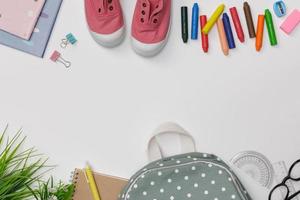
xmin=217 ymin=19 xmax=229 ymax=56
xmin=256 ymin=15 xmax=265 ymax=52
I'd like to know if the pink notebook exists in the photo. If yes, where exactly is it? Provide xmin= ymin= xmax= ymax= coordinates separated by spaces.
xmin=0 ymin=0 xmax=45 ymax=40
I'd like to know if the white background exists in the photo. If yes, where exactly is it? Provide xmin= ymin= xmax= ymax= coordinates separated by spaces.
xmin=0 ymin=0 xmax=299 ymax=183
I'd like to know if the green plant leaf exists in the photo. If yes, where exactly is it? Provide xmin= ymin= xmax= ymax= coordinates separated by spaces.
xmin=0 ymin=126 xmax=49 ymax=200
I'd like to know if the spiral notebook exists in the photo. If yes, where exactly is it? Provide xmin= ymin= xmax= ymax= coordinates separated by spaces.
xmin=71 ymin=169 xmax=128 ymax=200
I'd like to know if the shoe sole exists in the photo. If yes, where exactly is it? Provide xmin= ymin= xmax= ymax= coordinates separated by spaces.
xmin=131 ymin=37 xmax=167 ymax=57
xmin=90 ymin=26 xmax=125 ymax=48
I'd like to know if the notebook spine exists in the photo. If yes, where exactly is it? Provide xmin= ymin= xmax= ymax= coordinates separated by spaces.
xmin=70 ymin=169 xmax=80 ymax=200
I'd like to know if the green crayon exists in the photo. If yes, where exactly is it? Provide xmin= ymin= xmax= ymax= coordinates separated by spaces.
xmin=265 ymin=9 xmax=278 ymax=46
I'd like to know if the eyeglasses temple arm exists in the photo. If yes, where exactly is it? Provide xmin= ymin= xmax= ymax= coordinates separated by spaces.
xmin=288 ymin=190 xmax=300 ymax=200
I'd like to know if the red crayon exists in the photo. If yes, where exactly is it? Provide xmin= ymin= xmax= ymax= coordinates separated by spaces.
xmin=229 ymin=7 xmax=245 ymax=43
xmin=200 ymin=15 xmax=209 ymax=53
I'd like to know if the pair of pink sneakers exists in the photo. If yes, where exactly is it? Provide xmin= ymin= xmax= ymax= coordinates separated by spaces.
xmin=85 ymin=0 xmax=171 ymax=57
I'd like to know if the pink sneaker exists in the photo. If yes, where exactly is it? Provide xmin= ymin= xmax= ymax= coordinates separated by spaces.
xmin=131 ymin=0 xmax=171 ymax=57
xmin=85 ymin=0 xmax=125 ymax=47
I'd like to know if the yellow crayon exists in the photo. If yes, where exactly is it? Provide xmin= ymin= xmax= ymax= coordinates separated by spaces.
xmin=202 ymin=4 xmax=225 ymax=34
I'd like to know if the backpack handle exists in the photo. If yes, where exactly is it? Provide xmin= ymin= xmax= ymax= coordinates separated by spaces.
xmin=147 ymin=122 xmax=197 ymax=162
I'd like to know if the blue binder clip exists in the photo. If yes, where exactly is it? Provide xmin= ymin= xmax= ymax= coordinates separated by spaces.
xmin=61 ymin=33 xmax=77 ymax=48
xmin=273 ymin=1 xmax=287 ymax=17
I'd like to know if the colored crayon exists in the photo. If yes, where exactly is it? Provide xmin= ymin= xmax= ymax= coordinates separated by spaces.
xmin=217 ymin=19 xmax=229 ymax=56
xmin=191 ymin=3 xmax=199 ymax=40
xmin=243 ymin=2 xmax=256 ymax=38
xmin=200 ymin=15 xmax=209 ymax=53
xmin=202 ymin=4 xmax=225 ymax=34
xmin=222 ymin=13 xmax=236 ymax=49
xmin=230 ymin=7 xmax=245 ymax=43
xmin=181 ymin=7 xmax=189 ymax=43
xmin=265 ymin=9 xmax=278 ymax=46
xmin=256 ymin=15 xmax=265 ymax=52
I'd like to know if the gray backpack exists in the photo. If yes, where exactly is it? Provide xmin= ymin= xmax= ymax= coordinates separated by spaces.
xmin=119 ymin=123 xmax=252 ymax=200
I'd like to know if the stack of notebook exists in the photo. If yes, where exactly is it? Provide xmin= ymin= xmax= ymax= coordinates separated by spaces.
xmin=0 ymin=0 xmax=63 ymax=57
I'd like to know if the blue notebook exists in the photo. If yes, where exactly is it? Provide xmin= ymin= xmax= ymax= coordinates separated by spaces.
xmin=0 ymin=0 xmax=63 ymax=58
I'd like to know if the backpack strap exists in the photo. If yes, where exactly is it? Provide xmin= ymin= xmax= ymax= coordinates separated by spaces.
xmin=147 ymin=122 xmax=197 ymax=162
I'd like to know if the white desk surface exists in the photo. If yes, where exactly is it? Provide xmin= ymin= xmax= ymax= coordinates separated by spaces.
xmin=0 ymin=0 xmax=299 ymax=183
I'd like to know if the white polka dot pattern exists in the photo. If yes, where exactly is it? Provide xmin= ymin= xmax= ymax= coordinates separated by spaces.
xmin=120 ymin=153 xmax=250 ymax=200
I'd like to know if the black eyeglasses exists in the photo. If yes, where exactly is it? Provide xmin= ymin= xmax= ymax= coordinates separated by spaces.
xmin=269 ymin=160 xmax=300 ymax=200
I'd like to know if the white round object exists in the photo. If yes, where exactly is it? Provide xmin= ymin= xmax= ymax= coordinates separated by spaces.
xmin=231 ymin=151 xmax=274 ymax=188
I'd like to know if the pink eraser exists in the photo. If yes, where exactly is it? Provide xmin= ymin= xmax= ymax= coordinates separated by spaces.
xmin=280 ymin=9 xmax=300 ymax=35
xmin=50 ymin=51 xmax=61 ymax=62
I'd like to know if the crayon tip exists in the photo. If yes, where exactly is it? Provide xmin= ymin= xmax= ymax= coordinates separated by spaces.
xmin=223 ymin=50 xmax=229 ymax=56
xmin=223 ymin=12 xmax=229 ymax=18
xmin=243 ymin=2 xmax=249 ymax=8
xmin=239 ymin=36 xmax=245 ymax=43
xmin=203 ymin=47 xmax=208 ymax=53
xmin=219 ymin=4 xmax=226 ymax=9
xmin=265 ymin=9 xmax=272 ymax=16
xmin=255 ymin=45 xmax=262 ymax=52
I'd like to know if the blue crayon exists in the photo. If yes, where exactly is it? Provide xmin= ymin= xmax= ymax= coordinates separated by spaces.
xmin=222 ymin=13 xmax=236 ymax=49
xmin=191 ymin=3 xmax=199 ymax=40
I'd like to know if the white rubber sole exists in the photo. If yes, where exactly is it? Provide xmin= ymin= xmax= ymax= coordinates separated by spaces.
xmin=131 ymin=37 xmax=167 ymax=57
xmin=90 ymin=26 xmax=125 ymax=48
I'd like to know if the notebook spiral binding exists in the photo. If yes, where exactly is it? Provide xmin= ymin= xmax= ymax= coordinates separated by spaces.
xmin=70 ymin=169 xmax=80 ymax=200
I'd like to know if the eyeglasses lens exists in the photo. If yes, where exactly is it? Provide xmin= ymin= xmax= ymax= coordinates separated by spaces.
xmin=290 ymin=161 xmax=300 ymax=180
xmin=270 ymin=185 xmax=288 ymax=200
